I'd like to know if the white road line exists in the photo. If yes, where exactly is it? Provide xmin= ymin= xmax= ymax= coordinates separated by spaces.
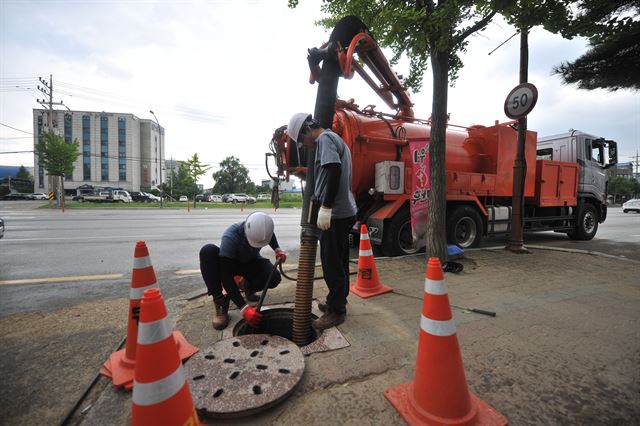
xmin=0 ymin=274 xmax=124 ymax=286
xmin=1 ymin=235 xmax=164 ymax=242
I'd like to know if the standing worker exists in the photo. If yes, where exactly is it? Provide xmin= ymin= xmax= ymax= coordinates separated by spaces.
xmin=287 ymin=113 xmax=357 ymax=330
xmin=199 ymin=211 xmax=287 ymax=330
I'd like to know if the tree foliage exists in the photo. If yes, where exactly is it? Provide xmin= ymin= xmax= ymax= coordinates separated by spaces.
xmin=36 ymin=131 xmax=80 ymax=177
xmin=553 ymin=1 xmax=640 ymax=91
xmin=212 ymin=156 xmax=256 ymax=194
xmin=16 ymin=165 xmax=32 ymax=181
xmin=609 ymin=176 xmax=640 ymax=198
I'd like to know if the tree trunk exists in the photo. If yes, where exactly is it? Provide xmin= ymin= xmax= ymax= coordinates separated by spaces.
xmin=426 ymin=49 xmax=450 ymax=263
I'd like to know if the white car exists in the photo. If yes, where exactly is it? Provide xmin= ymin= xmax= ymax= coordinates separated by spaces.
xmin=29 ymin=193 xmax=48 ymax=200
xmin=257 ymin=194 xmax=270 ymax=201
xmin=622 ymin=199 xmax=640 ymax=213
xmin=179 ymin=195 xmax=188 ymax=202
xmin=210 ymin=194 xmax=223 ymax=202
xmin=227 ymin=193 xmax=256 ymax=204
xmin=144 ymin=192 xmax=161 ymax=202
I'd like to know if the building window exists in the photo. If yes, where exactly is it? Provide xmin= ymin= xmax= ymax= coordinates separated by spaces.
xmin=118 ymin=117 xmax=126 ymax=181
xmin=83 ymin=115 xmax=91 ymax=180
xmin=101 ymin=116 xmax=109 ymax=181
xmin=64 ymin=114 xmax=73 ymax=180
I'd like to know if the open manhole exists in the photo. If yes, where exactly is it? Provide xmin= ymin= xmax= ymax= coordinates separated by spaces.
xmin=185 ymin=334 xmax=305 ymax=419
xmin=233 ymin=307 xmax=319 ymax=344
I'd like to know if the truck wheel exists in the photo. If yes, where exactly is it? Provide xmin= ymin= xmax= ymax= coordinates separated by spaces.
xmin=568 ymin=203 xmax=598 ymax=240
xmin=447 ymin=205 xmax=483 ymax=248
xmin=382 ymin=207 xmax=422 ymax=256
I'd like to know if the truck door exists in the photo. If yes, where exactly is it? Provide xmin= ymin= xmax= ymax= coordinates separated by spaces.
xmin=582 ymin=137 xmax=607 ymax=203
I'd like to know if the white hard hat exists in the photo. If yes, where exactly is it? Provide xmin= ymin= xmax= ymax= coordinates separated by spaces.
xmin=286 ymin=113 xmax=312 ymax=143
xmin=244 ymin=212 xmax=274 ymax=248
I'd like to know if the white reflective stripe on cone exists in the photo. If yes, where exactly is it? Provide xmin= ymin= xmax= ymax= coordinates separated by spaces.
xmin=138 ymin=317 xmax=172 ymax=345
xmin=133 ymin=256 xmax=153 ymax=269
xmin=424 ymin=278 xmax=447 ymax=296
xmin=360 ymin=232 xmax=370 ymax=240
xmin=420 ymin=314 xmax=456 ymax=337
xmin=359 ymin=249 xmax=373 ymax=257
xmin=130 ymin=282 xmax=159 ymax=300
xmin=133 ymin=364 xmax=186 ymax=406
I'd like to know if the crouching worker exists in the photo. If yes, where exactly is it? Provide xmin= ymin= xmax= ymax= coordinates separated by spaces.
xmin=199 ymin=211 xmax=287 ymax=330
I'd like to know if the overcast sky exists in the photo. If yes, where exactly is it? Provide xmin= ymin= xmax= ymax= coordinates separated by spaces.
xmin=1 ymin=0 xmax=638 ymax=187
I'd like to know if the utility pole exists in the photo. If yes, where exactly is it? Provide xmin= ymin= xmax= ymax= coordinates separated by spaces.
xmin=37 ymin=74 xmax=65 ymax=208
xmin=149 ymin=110 xmax=164 ymax=208
xmin=506 ymin=30 xmax=530 ymax=254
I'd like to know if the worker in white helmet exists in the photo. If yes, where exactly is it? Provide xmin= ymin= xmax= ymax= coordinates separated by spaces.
xmin=199 ymin=211 xmax=287 ymax=330
xmin=287 ymin=113 xmax=357 ymax=330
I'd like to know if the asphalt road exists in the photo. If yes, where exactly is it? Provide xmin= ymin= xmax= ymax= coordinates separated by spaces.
xmin=1 ymin=201 xmax=638 ymax=315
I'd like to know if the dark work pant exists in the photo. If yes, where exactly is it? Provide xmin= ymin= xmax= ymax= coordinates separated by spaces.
xmin=199 ymin=244 xmax=281 ymax=300
xmin=320 ymin=215 xmax=356 ymax=314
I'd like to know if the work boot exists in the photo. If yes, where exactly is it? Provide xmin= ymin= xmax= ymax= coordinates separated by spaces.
xmin=212 ymin=295 xmax=230 ymax=330
xmin=318 ymin=302 xmax=328 ymax=313
xmin=237 ymin=278 xmax=260 ymax=303
xmin=312 ymin=308 xmax=346 ymax=331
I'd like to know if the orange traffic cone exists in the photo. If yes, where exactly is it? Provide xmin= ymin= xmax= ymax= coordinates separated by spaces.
xmin=350 ymin=224 xmax=393 ymax=298
xmin=132 ymin=288 xmax=201 ymax=426
xmin=101 ymin=241 xmax=198 ymax=389
xmin=384 ymin=257 xmax=508 ymax=425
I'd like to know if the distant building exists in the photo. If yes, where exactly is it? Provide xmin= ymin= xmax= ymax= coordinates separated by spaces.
xmin=608 ymin=162 xmax=634 ymax=180
xmin=33 ymin=109 xmax=165 ymax=194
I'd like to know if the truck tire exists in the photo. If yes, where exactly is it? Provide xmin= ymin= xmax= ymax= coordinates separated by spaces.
xmin=382 ymin=207 xmax=422 ymax=257
xmin=446 ymin=205 xmax=483 ymax=248
xmin=567 ymin=203 xmax=598 ymax=240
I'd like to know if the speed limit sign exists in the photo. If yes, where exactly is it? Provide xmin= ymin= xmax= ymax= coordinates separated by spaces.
xmin=504 ymin=83 xmax=538 ymax=119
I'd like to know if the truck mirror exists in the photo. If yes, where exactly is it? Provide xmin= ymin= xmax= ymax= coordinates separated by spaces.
xmin=607 ymin=140 xmax=618 ymax=166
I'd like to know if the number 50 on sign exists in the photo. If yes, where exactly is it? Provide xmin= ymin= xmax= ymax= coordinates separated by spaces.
xmin=504 ymin=83 xmax=538 ymax=120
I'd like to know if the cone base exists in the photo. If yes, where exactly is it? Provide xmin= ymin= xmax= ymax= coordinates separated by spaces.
xmin=173 ymin=330 xmax=199 ymax=360
xmin=106 ymin=349 xmax=136 ymax=388
xmin=101 ymin=331 xmax=198 ymax=390
xmin=385 ymin=381 xmax=508 ymax=426
xmin=350 ymin=283 xmax=393 ymax=299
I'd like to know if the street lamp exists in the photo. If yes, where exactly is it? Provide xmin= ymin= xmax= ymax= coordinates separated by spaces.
xmin=149 ymin=110 xmax=163 ymax=208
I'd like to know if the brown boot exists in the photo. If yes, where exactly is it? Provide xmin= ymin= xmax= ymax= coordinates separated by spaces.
xmin=312 ymin=308 xmax=346 ymax=331
xmin=237 ymin=278 xmax=260 ymax=303
xmin=212 ymin=295 xmax=230 ymax=330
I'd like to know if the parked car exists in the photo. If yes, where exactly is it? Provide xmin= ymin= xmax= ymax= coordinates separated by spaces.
xmin=226 ymin=193 xmax=256 ymax=204
xmin=130 ymin=191 xmax=150 ymax=202
xmin=221 ymin=194 xmax=232 ymax=203
xmin=256 ymin=194 xmax=270 ymax=201
xmin=144 ymin=192 xmax=161 ymax=202
xmin=210 ymin=194 xmax=223 ymax=202
xmin=0 ymin=217 xmax=4 ymax=239
xmin=195 ymin=194 xmax=209 ymax=202
xmin=622 ymin=199 xmax=640 ymax=213
xmin=29 ymin=193 xmax=48 ymax=200
xmin=179 ymin=195 xmax=188 ymax=202
xmin=2 ymin=193 xmax=30 ymax=200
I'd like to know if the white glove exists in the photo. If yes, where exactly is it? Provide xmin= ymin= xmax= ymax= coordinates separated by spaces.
xmin=317 ymin=206 xmax=332 ymax=230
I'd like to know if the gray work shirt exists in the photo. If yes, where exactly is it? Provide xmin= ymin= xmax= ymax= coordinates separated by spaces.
xmin=314 ymin=129 xmax=357 ymax=219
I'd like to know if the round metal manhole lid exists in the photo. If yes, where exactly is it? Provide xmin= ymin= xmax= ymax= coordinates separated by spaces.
xmin=185 ymin=334 xmax=305 ymax=419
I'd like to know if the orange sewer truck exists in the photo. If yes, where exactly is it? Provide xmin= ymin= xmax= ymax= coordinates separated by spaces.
xmin=268 ymin=26 xmax=618 ymax=256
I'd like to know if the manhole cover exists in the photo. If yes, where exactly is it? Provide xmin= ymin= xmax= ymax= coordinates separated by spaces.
xmin=185 ymin=334 xmax=305 ymax=419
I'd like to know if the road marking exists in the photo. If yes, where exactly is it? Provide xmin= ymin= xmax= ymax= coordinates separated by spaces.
xmin=0 ymin=274 xmax=124 ymax=286
xmin=175 ymin=269 xmax=199 ymax=275
xmin=2 ymin=235 xmax=163 ymax=242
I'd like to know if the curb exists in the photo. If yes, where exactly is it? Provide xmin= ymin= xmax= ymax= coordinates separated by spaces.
xmin=476 ymin=245 xmax=640 ymax=265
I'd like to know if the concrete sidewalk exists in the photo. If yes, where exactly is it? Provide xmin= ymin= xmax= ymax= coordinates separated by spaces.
xmin=2 ymin=247 xmax=639 ymax=425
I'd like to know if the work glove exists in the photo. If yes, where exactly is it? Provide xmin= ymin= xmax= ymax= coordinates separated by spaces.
xmin=241 ymin=305 xmax=262 ymax=328
xmin=317 ymin=206 xmax=332 ymax=230
xmin=275 ymin=248 xmax=287 ymax=264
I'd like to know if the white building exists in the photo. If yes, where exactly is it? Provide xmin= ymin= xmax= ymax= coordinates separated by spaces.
xmin=33 ymin=109 xmax=164 ymax=194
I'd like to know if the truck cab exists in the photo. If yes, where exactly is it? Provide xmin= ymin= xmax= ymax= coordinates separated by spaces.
xmin=537 ymin=131 xmax=617 ymax=216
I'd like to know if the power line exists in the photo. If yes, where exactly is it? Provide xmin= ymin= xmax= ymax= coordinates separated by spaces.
xmin=0 ymin=122 xmax=33 ymax=135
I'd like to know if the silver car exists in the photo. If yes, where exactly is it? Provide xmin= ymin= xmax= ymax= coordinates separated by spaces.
xmin=622 ymin=199 xmax=640 ymax=213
